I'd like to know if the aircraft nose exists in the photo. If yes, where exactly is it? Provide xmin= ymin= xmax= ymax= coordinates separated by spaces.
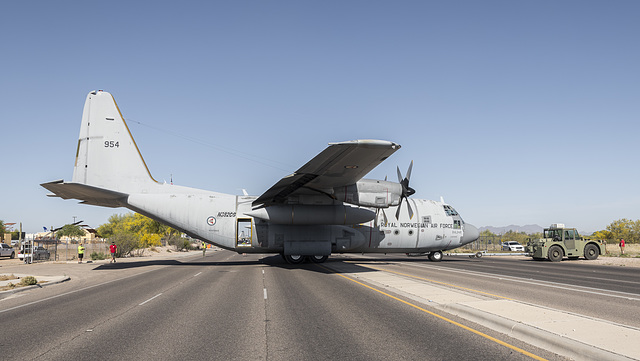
xmin=461 ymin=223 xmax=480 ymax=244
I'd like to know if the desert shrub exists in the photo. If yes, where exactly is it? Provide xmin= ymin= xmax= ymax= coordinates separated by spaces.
xmin=141 ymin=233 xmax=162 ymax=248
xmin=91 ymin=252 xmax=108 ymax=260
xmin=109 ymin=231 xmax=140 ymax=257
xmin=168 ymin=236 xmax=192 ymax=251
xmin=20 ymin=276 xmax=38 ymax=286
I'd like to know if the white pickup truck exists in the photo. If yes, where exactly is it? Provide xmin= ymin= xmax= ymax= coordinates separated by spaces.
xmin=0 ymin=243 xmax=16 ymax=258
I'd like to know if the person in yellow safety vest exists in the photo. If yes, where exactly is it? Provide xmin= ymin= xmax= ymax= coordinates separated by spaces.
xmin=202 ymin=242 xmax=206 ymax=257
xmin=78 ymin=243 xmax=85 ymax=264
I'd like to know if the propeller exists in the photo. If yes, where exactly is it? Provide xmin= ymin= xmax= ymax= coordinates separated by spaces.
xmin=395 ymin=161 xmax=415 ymax=220
xmin=374 ymin=207 xmax=389 ymax=228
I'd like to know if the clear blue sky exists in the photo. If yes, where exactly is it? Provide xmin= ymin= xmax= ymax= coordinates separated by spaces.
xmin=1 ymin=1 xmax=639 ymax=234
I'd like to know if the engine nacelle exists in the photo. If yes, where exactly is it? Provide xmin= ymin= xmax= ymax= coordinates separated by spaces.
xmin=245 ymin=204 xmax=375 ymax=225
xmin=333 ymin=179 xmax=402 ymax=208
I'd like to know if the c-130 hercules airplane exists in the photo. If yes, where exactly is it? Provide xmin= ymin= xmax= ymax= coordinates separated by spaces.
xmin=42 ymin=91 xmax=479 ymax=263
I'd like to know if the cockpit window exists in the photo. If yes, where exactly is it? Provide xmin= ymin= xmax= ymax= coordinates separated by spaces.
xmin=443 ymin=205 xmax=459 ymax=216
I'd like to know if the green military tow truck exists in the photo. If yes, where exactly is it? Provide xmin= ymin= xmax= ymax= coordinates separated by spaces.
xmin=526 ymin=223 xmax=605 ymax=262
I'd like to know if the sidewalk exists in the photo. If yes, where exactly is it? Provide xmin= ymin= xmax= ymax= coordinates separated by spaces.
xmin=327 ymin=262 xmax=640 ymax=361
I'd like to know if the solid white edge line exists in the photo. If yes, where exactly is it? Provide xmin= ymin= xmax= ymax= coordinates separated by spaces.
xmin=139 ymin=293 xmax=163 ymax=306
xmin=0 ymin=268 xmax=158 ymax=314
xmin=403 ymin=262 xmax=640 ymax=301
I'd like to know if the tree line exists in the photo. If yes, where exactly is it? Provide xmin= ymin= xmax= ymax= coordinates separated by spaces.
xmin=591 ymin=218 xmax=640 ymax=244
xmin=3 ymin=217 xmax=638 ymax=252
xmin=53 ymin=213 xmax=191 ymax=257
xmin=95 ymin=213 xmax=189 ymax=256
xmin=479 ymin=218 xmax=640 ymax=244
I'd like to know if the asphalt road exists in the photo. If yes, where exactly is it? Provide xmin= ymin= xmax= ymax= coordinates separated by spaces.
xmin=0 ymin=251 xmax=568 ymax=361
xmin=341 ymin=254 xmax=640 ymax=328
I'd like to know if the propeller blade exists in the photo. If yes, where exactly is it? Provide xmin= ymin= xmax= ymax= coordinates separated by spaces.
xmin=405 ymin=160 xmax=413 ymax=182
xmin=381 ymin=208 xmax=388 ymax=227
xmin=395 ymin=161 xmax=417 ymax=220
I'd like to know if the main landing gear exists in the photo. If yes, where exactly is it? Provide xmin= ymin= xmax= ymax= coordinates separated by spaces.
xmin=281 ymin=254 xmax=328 ymax=264
xmin=428 ymin=251 xmax=443 ymax=262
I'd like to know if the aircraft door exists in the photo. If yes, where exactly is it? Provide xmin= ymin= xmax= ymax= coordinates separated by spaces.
xmin=236 ymin=218 xmax=253 ymax=248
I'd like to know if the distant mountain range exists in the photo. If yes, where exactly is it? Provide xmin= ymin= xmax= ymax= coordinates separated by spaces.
xmin=479 ymin=224 xmax=544 ymax=235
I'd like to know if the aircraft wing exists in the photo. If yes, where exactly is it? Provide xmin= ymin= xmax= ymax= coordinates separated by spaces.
xmin=253 ymin=139 xmax=400 ymax=207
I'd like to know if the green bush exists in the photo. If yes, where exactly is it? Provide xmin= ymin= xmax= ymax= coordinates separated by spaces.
xmin=110 ymin=231 xmax=140 ymax=257
xmin=168 ymin=236 xmax=192 ymax=251
xmin=91 ymin=252 xmax=108 ymax=260
xmin=20 ymin=276 xmax=38 ymax=286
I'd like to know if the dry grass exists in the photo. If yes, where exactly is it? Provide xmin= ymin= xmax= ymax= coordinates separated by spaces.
xmin=601 ymin=242 xmax=640 ymax=257
xmin=0 ymin=274 xmax=18 ymax=281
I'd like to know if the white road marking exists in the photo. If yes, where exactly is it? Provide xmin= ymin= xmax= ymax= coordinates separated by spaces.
xmin=194 ymin=272 xmax=202 ymax=277
xmin=263 ymin=288 xmax=267 ymax=300
xmin=139 ymin=293 xmax=163 ymax=306
xmin=403 ymin=262 xmax=640 ymax=301
xmin=0 ymin=268 xmax=157 ymax=314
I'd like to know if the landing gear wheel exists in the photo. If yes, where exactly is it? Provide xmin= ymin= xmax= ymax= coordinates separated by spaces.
xmin=428 ymin=251 xmax=443 ymax=262
xmin=584 ymin=244 xmax=599 ymax=260
xmin=547 ymin=245 xmax=563 ymax=262
xmin=283 ymin=254 xmax=305 ymax=264
xmin=309 ymin=255 xmax=328 ymax=263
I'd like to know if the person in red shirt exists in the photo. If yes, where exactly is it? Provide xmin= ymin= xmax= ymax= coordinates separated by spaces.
xmin=619 ymin=239 xmax=626 ymax=255
xmin=109 ymin=241 xmax=117 ymax=263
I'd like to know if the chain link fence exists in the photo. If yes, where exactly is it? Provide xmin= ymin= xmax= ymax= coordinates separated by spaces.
xmin=18 ymin=238 xmax=109 ymax=263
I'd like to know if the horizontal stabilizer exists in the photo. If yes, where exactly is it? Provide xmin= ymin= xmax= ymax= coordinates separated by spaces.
xmin=41 ymin=180 xmax=128 ymax=208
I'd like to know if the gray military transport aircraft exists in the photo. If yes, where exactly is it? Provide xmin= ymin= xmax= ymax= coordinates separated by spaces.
xmin=41 ymin=90 xmax=479 ymax=264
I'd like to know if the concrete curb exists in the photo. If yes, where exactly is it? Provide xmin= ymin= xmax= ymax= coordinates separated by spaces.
xmin=0 ymin=275 xmax=70 ymax=300
xmin=442 ymin=302 xmax=635 ymax=361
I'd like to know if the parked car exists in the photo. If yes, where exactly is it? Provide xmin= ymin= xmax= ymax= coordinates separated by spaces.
xmin=0 ymin=243 xmax=15 ymax=258
xmin=17 ymin=245 xmax=50 ymax=261
xmin=501 ymin=241 xmax=525 ymax=252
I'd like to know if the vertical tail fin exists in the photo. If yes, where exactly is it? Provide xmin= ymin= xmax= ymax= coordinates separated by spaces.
xmin=72 ymin=90 xmax=157 ymax=193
